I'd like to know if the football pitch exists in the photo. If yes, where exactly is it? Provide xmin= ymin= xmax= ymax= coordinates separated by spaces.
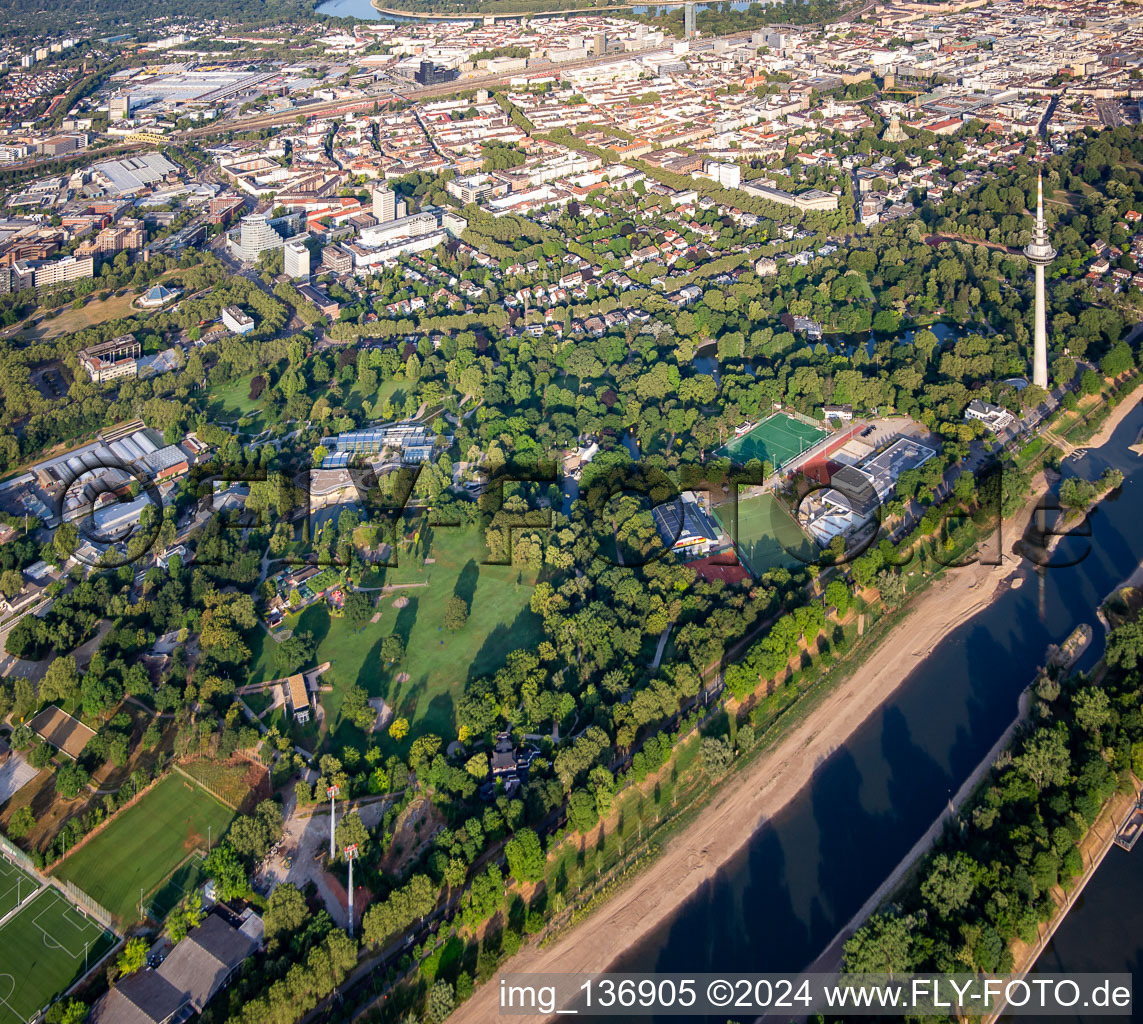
xmin=715 ymin=413 xmax=829 ymax=470
xmin=714 ymin=492 xmax=816 ymax=576
xmin=0 ymin=856 xmax=37 ymax=920
xmin=53 ymin=774 xmax=233 ymax=924
xmin=0 ymin=885 xmax=112 ymax=1024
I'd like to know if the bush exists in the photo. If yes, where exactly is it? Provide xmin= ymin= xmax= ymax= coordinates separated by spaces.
xmin=7 ymin=805 xmax=34 ymax=839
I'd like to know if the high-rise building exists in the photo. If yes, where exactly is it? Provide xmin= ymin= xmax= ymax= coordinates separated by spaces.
xmin=284 ymin=238 xmax=310 ymax=280
xmin=684 ymin=2 xmax=697 ymax=39
xmin=593 ymin=32 xmax=607 ymax=56
xmin=321 ymin=245 xmax=353 ymax=275
xmin=1023 ymin=171 xmax=1055 ymax=390
xmin=228 ymin=213 xmax=284 ymax=264
xmin=32 ymin=255 xmax=94 ymax=289
xmin=372 ymin=185 xmax=396 ymax=223
xmin=414 ymin=60 xmax=458 ymax=86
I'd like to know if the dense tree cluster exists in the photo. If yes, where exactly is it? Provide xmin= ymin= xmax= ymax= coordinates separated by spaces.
xmin=845 ymin=620 xmax=1143 ymax=977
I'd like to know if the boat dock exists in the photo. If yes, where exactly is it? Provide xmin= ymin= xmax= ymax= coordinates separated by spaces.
xmin=1047 ymin=623 xmax=1093 ymax=673
xmin=1114 ymin=798 xmax=1143 ymax=851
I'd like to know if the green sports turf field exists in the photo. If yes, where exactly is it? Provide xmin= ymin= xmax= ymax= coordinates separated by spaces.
xmin=715 ymin=413 xmax=829 ymax=470
xmin=0 ymin=886 xmax=112 ymax=1024
xmin=53 ymin=774 xmax=233 ymax=924
xmin=0 ymin=857 xmax=37 ymax=921
xmin=713 ymin=492 xmax=816 ymax=576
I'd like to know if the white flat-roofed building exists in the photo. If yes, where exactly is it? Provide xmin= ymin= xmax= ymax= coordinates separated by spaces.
xmin=92 ymin=152 xmax=178 ymax=195
xmin=221 ymin=306 xmax=255 ymax=334
xmin=33 ymin=255 xmax=94 ymax=290
xmin=964 ymin=398 xmax=1016 ymax=434
xmin=284 ymin=238 xmax=310 ymax=280
xmin=372 ymin=184 xmax=396 ymax=223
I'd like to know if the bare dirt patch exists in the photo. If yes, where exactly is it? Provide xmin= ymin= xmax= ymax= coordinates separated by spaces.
xmin=377 ymin=796 xmax=446 ymax=878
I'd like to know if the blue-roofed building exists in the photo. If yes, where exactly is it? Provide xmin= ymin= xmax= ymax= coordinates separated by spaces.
xmin=138 ymin=283 xmax=180 ymax=308
xmin=322 ymin=421 xmax=437 ymax=464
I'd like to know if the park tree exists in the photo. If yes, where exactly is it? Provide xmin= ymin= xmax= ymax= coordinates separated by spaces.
xmin=344 ymin=591 xmax=372 ymax=633
xmin=919 ymin=851 xmax=978 ymax=918
xmin=362 ymin=874 xmax=437 ymax=947
xmin=0 ymin=568 xmax=22 ymax=599
xmin=227 ymin=800 xmax=284 ymax=862
xmin=167 ymin=894 xmax=204 ymax=943
xmin=843 ymin=913 xmax=915 ymax=979
xmin=1106 ymin=621 xmax=1143 ymax=670
xmin=274 ymin=631 xmax=316 ymax=675
xmin=44 ymin=1000 xmax=87 ymax=1024
xmin=116 ymin=937 xmax=148 ymax=977
xmin=444 ymin=596 xmax=469 ymax=631
xmin=54 ymin=522 xmax=79 ymax=563
xmin=504 ymin=827 xmax=545 ymax=883
xmin=700 ymin=736 xmax=733 ymax=776
xmin=204 ymin=843 xmax=251 ymax=901
xmin=381 ymin=634 xmax=405 ymax=664
xmin=1014 ymin=727 xmax=1072 ymax=792
xmin=55 ymin=762 xmax=89 ymax=800
xmin=6 ymin=805 xmax=34 ymax=839
xmin=264 ymin=883 xmax=309 ymax=945
xmin=335 ymin=811 xmax=370 ymax=859
xmin=566 ymin=788 xmax=599 ymax=834
xmin=343 ymin=684 xmax=377 ymax=731
xmin=824 ymin=579 xmax=850 ymax=616
xmin=1072 ymin=687 xmax=1111 ymax=736
xmin=464 ymin=753 xmax=488 ymax=778
xmin=426 ymin=979 xmax=455 ymax=1024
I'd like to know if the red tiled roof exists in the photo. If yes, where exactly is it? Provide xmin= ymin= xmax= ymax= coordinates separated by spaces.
xmin=688 ymin=553 xmax=751 ymax=585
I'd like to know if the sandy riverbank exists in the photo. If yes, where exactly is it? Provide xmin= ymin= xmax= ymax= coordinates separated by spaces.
xmin=450 ymin=560 xmax=1023 ymax=1024
xmin=447 ymin=396 xmax=1143 ymax=1024
xmin=1081 ymin=387 xmax=1142 ymax=450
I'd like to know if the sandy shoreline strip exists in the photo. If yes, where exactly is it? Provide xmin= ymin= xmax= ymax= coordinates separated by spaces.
xmin=446 ymin=393 xmax=1143 ymax=1024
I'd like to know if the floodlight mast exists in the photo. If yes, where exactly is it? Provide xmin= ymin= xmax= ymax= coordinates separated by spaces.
xmin=344 ymin=843 xmax=358 ymax=938
xmin=327 ymin=784 xmax=340 ymax=860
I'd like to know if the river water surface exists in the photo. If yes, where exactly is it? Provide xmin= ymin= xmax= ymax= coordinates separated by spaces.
xmin=616 ymin=401 xmax=1143 ymax=1009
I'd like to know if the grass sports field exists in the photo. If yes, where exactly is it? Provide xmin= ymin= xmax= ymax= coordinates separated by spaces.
xmin=53 ymin=774 xmax=233 ymax=924
xmin=247 ymin=524 xmax=543 ymax=749
xmin=0 ymin=885 xmax=112 ymax=1024
xmin=715 ymin=413 xmax=829 ymax=470
xmin=0 ymin=857 xmax=37 ymax=920
xmin=713 ymin=492 xmax=816 ymax=576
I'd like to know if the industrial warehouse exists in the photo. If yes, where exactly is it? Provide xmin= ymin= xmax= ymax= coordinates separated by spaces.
xmin=0 ymin=421 xmax=209 ymax=538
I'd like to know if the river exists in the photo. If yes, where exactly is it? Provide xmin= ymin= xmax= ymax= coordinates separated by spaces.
xmin=315 ymin=0 xmax=772 ymax=20
xmin=1022 ymin=847 xmax=1143 ymax=1022
xmin=615 ymin=400 xmax=1143 ymax=1011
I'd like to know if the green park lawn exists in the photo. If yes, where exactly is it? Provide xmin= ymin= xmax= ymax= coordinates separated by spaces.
xmin=247 ymin=524 xmax=543 ymax=750
xmin=205 ymin=374 xmax=265 ymax=423
xmin=343 ymin=377 xmax=407 ymax=418
xmin=52 ymin=774 xmax=234 ymax=925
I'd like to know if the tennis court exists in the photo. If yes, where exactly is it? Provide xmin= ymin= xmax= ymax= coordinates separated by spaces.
xmin=715 ymin=413 xmax=829 ymax=470
xmin=713 ymin=492 xmax=816 ymax=576
xmin=0 ymin=887 xmax=112 ymax=1024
